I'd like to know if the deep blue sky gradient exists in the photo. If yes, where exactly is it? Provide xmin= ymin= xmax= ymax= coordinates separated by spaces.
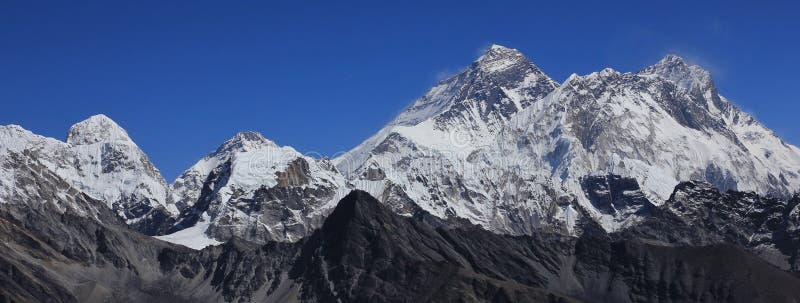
xmin=2 ymin=1 xmax=798 ymax=180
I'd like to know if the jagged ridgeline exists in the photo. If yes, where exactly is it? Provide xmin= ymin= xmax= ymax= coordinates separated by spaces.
xmin=1 ymin=44 xmax=800 ymax=302
xmin=2 ymin=189 xmax=800 ymax=302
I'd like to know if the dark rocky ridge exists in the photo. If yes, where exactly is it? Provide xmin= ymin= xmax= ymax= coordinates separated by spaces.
xmin=291 ymin=191 xmax=800 ymax=302
xmin=620 ymin=181 xmax=800 ymax=271
xmin=3 ymin=168 xmax=800 ymax=303
xmin=581 ymin=174 xmax=655 ymax=218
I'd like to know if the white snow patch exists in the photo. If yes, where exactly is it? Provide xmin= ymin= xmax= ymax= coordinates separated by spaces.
xmin=155 ymin=218 xmax=222 ymax=250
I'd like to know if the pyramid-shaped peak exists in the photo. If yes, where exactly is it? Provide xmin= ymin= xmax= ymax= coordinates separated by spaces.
xmin=640 ymin=54 xmax=710 ymax=75
xmin=321 ymin=190 xmax=393 ymax=232
xmin=231 ymin=131 xmax=269 ymax=143
xmin=659 ymin=54 xmax=687 ymax=66
xmin=639 ymin=54 xmax=713 ymax=91
xmin=215 ymin=131 xmax=277 ymax=154
xmin=477 ymin=44 xmax=525 ymax=61
xmin=67 ymin=114 xmax=133 ymax=145
xmin=488 ymin=44 xmax=515 ymax=52
xmin=1 ymin=124 xmax=33 ymax=137
xmin=474 ymin=44 xmax=537 ymax=74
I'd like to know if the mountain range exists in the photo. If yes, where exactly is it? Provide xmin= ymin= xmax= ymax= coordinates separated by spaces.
xmin=1 ymin=45 xmax=799 ymax=302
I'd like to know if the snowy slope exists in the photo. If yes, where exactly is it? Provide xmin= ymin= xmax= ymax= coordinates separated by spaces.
xmin=0 ymin=125 xmax=104 ymax=218
xmin=0 ymin=115 xmax=177 ymax=233
xmin=336 ymin=45 xmax=559 ymax=174
xmin=164 ymin=131 xmax=348 ymax=247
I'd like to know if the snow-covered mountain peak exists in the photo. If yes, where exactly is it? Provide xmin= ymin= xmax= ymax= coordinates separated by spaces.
xmin=0 ymin=124 xmax=57 ymax=153
xmin=66 ymin=114 xmax=133 ymax=145
xmin=581 ymin=68 xmax=623 ymax=81
xmin=389 ymin=44 xmax=554 ymax=126
xmin=0 ymin=116 xmax=176 ymax=234
xmin=214 ymin=131 xmax=278 ymax=155
xmin=564 ymin=73 xmax=581 ymax=82
xmin=164 ymin=131 xmax=348 ymax=247
xmin=559 ymin=68 xmax=630 ymax=94
xmin=475 ymin=44 xmax=533 ymax=73
xmin=656 ymin=53 xmax=686 ymax=66
xmin=638 ymin=54 xmax=713 ymax=92
xmin=335 ymin=45 xmax=559 ymax=176
xmin=330 ymin=45 xmax=578 ymax=236
xmin=2 ymin=124 xmax=27 ymax=133
xmin=488 ymin=44 xmax=512 ymax=51
xmin=479 ymin=44 xmax=523 ymax=59
xmin=173 ymin=131 xmax=299 ymax=197
xmin=598 ymin=67 xmax=621 ymax=76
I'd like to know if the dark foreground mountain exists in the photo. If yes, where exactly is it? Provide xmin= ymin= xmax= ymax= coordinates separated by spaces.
xmin=620 ymin=180 xmax=800 ymax=271
xmin=2 ymin=170 xmax=800 ymax=303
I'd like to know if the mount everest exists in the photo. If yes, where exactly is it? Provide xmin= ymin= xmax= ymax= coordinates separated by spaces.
xmin=338 ymin=45 xmax=800 ymax=234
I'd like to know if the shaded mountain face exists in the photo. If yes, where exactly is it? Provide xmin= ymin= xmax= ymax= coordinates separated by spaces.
xmin=580 ymin=174 xmax=656 ymax=226
xmin=0 ymin=115 xmax=176 ymax=235
xmin=3 ymin=187 xmax=800 ymax=303
xmin=620 ymin=181 xmax=800 ymax=272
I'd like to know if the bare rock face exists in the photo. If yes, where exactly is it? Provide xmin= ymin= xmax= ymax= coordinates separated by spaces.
xmin=622 ymin=181 xmax=800 ymax=271
xmin=276 ymin=158 xmax=311 ymax=187
xmin=580 ymin=174 xmax=656 ymax=228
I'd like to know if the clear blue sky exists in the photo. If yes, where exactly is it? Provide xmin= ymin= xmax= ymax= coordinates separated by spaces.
xmin=2 ymin=1 xmax=798 ymax=181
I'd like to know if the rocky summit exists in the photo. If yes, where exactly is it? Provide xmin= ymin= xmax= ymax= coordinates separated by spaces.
xmin=1 ymin=45 xmax=800 ymax=302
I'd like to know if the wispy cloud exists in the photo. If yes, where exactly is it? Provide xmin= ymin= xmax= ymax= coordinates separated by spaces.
xmin=475 ymin=43 xmax=494 ymax=57
xmin=661 ymin=48 xmax=725 ymax=80
xmin=705 ymin=18 xmax=730 ymax=38
xmin=433 ymin=68 xmax=461 ymax=82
